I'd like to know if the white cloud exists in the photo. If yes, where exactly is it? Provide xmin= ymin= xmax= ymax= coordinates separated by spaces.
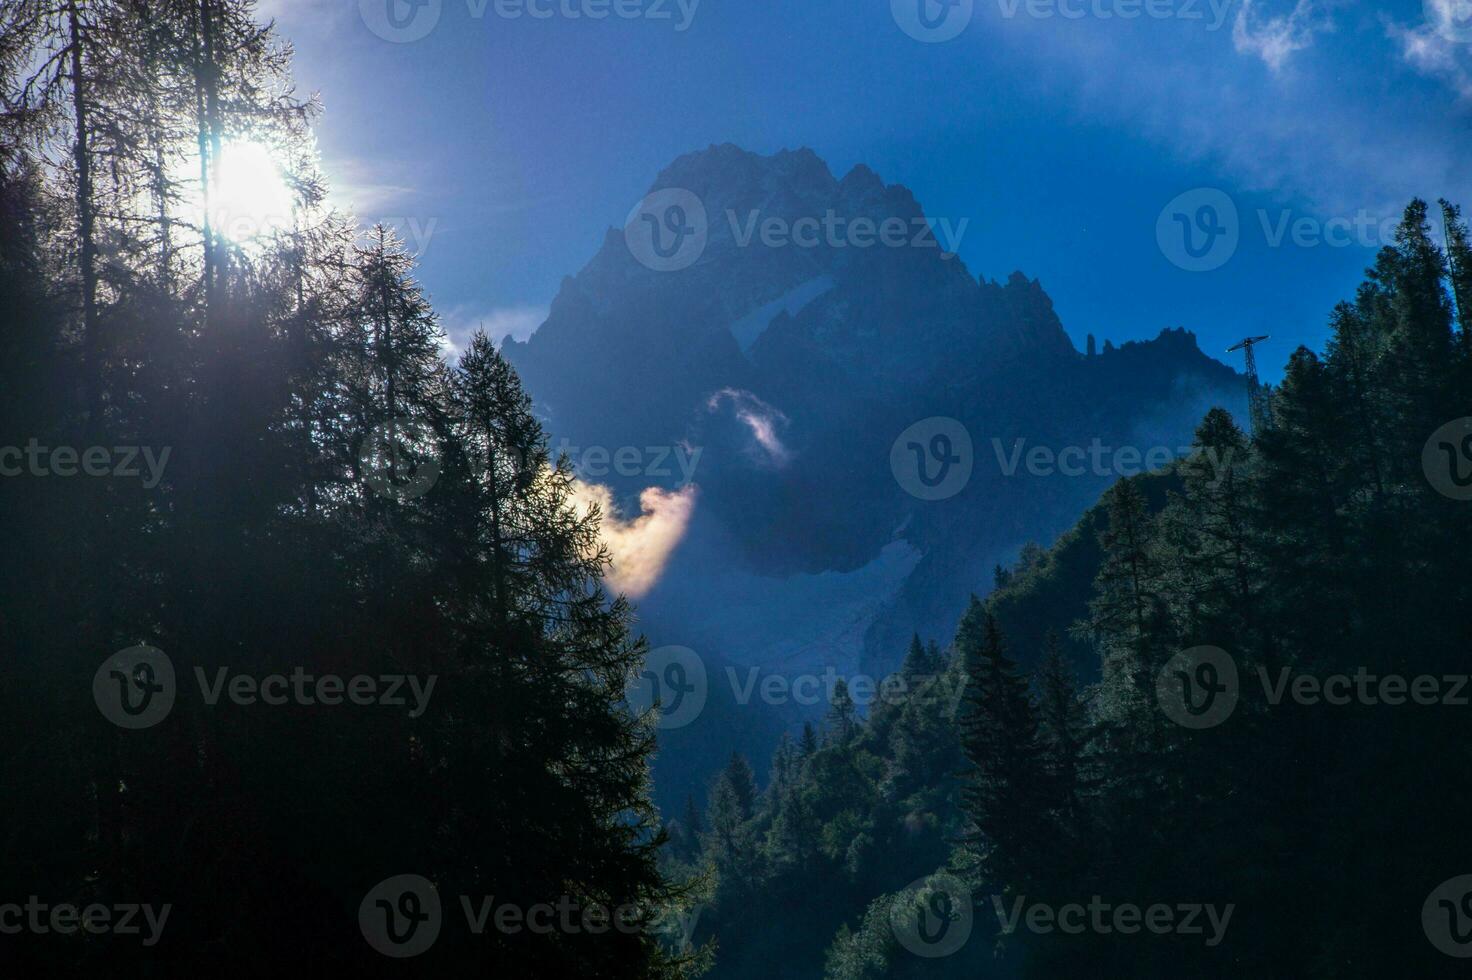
xmin=982 ymin=0 xmax=1469 ymax=219
xmin=437 ymin=304 xmax=549 ymax=360
xmin=1233 ymin=0 xmax=1331 ymax=71
xmin=1425 ymin=0 xmax=1472 ymax=41
xmin=1387 ymin=10 xmax=1472 ymax=100
xmin=569 ymin=481 xmax=698 ymax=598
xmin=327 ymin=157 xmax=423 ymax=217
xmin=706 ymin=389 xmax=793 ymax=466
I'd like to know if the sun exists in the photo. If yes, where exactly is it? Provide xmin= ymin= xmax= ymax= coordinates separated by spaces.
xmin=180 ymin=140 xmax=297 ymax=245
xmin=211 ymin=141 xmax=296 ymax=242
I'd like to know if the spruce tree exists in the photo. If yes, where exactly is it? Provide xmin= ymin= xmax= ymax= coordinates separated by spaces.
xmin=827 ymin=678 xmax=858 ymax=744
xmin=1036 ymin=630 xmax=1087 ymax=826
xmin=956 ymin=611 xmax=1047 ymax=892
xmin=799 ymin=721 xmax=820 ymax=757
xmin=1159 ymin=408 xmax=1259 ymax=642
xmin=898 ymin=632 xmax=942 ymax=682
xmin=1084 ymin=477 xmax=1168 ymax=729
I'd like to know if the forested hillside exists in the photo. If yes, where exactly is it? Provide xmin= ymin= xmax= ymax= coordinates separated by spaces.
xmin=668 ymin=200 xmax=1472 ymax=978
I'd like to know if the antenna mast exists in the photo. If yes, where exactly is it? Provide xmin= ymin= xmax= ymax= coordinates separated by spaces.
xmin=1227 ymin=335 xmax=1270 ymax=435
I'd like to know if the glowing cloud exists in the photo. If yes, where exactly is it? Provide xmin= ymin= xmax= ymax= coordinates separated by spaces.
xmin=570 ymin=481 xmax=697 ymax=598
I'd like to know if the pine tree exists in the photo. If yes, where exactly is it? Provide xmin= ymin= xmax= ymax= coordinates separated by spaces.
xmin=1381 ymin=201 xmax=1457 ymax=466
xmin=764 ymin=783 xmax=821 ymax=874
xmin=827 ymin=677 xmax=857 ymax=744
xmin=1254 ymin=347 xmax=1361 ymax=665
xmin=799 ymin=721 xmax=820 ymax=757
xmin=703 ymin=753 xmax=762 ymax=910
xmin=1159 ymin=408 xmax=1259 ymax=640
xmin=355 ymin=224 xmax=444 ymax=427
xmin=885 ymin=639 xmax=966 ymax=807
xmin=1036 ymin=630 xmax=1088 ymax=822
xmin=1084 ymin=478 xmax=1168 ymax=728
xmin=722 ymin=751 xmax=758 ymax=822
xmin=1323 ymin=301 xmax=1389 ymax=496
xmin=957 ymin=611 xmax=1048 ymax=891
xmin=768 ymin=732 xmax=797 ymax=798
xmin=893 ymin=634 xmax=940 ymax=690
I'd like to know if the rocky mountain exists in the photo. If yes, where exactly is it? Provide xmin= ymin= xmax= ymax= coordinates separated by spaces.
xmin=503 ymin=145 xmax=1246 ymax=802
xmin=507 ymin=144 xmax=1074 ymax=488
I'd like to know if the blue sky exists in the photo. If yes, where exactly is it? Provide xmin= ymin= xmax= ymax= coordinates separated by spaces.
xmin=266 ymin=0 xmax=1471 ymax=381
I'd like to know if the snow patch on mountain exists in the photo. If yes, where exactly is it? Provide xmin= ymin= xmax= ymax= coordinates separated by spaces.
xmin=730 ymin=276 xmax=836 ymax=351
xmin=641 ymin=534 xmax=922 ymax=682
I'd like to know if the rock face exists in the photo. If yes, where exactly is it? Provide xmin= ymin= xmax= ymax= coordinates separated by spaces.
xmin=504 ymin=144 xmax=1246 ymax=682
xmin=506 ymin=144 xmax=1072 ymax=445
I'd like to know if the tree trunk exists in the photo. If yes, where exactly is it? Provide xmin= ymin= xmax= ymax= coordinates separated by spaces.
xmin=67 ymin=0 xmax=100 ymax=422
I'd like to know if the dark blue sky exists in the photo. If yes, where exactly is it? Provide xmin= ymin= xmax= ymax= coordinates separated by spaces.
xmin=269 ymin=0 xmax=1471 ymax=380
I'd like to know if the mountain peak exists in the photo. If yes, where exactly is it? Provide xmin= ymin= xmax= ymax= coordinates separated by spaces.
xmin=838 ymin=163 xmax=884 ymax=195
xmin=507 ymin=144 xmax=1096 ymax=457
xmin=651 ymin=144 xmax=837 ymax=199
